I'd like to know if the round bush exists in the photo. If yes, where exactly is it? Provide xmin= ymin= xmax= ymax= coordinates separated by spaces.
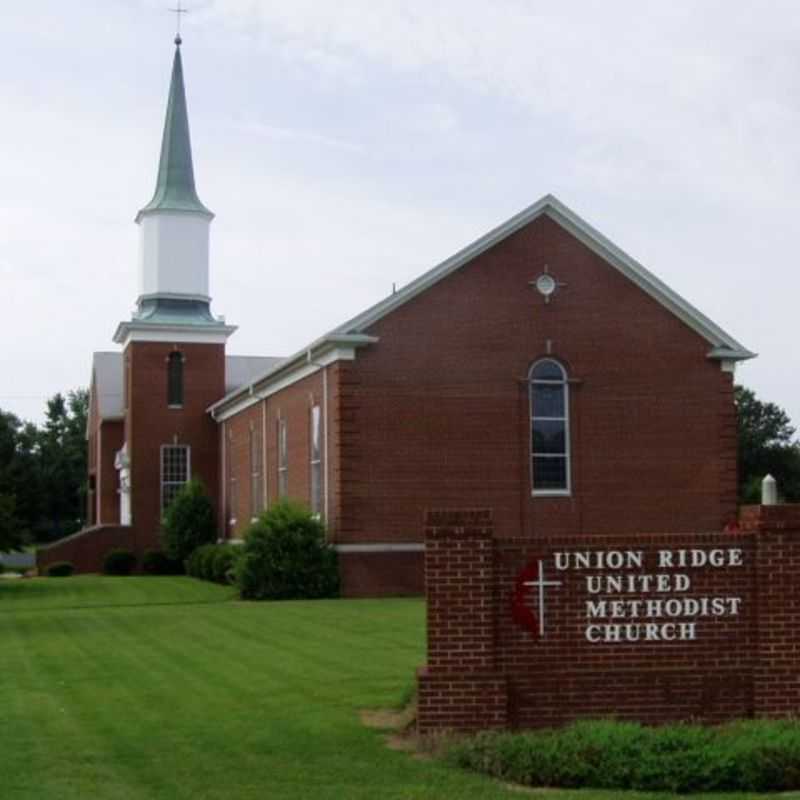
xmin=161 ymin=479 xmax=217 ymax=563
xmin=46 ymin=561 xmax=74 ymax=577
xmin=141 ymin=549 xmax=183 ymax=576
xmin=211 ymin=544 xmax=238 ymax=584
xmin=103 ymin=549 xmax=137 ymax=576
xmin=186 ymin=544 xmax=213 ymax=579
xmin=236 ymin=500 xmax=339 ymax=600
xmin=200 ymin=544 xmax=218 ymax=581
xmin=185 ymin=547 xmax=201 ymax=578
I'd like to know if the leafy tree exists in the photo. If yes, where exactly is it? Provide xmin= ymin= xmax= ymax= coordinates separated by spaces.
xmin=0 ymin=410 xmax=36 ymax=548
xmin=161 ymin=478 xmax=217 ymax=562
xmin=38 ymin=390 xmax=88 ymax=541
xmin=0 ymin=493 xmax=26 ymax=552
xmin=735 ymin=385 xmax=800 ymax=503
xmin=11 ymin=421 xmax=43 ymax=538
xmin=0 ymin=390 xmax=87 ymax=545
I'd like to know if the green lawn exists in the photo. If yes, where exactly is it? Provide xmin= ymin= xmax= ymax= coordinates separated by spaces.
xmin=0 ymin=577 xmax=784 ymax=799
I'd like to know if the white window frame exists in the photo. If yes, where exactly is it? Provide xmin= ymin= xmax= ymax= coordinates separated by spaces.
xmin=227 ymin=427 xmax=237 ymax=526
xmin=309 ymin=404 xmax=322 ymax=517
xmin=250 ymin=422 xmax=263 ymax=520
xmin=529 ymin=359 xmax=571 ymax=497
xmin=167 ymin=351 xmax=185 ymax=409
xmin=160 ymin=444 xmax=191 ymax=513
xmin=277 ymin=417 xmax=288 ymax=498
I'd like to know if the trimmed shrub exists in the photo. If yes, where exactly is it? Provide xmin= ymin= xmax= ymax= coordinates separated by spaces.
xmin=444 ymin=719 xmax=800 ymax=794
xmin=46 ymin=561 xmax=74 ymax=577
xmin=103 ymin=549 xmax=137 ymax=576
xmin=211 ymin=544 xmax=239 ymax=584
xmin=161 ymin=479 xmax=217 ymax=563
xmin=185 ymin=543 xmax=239 ymax=584
xmin=200 ymin=544 xmax=218 ymax=581
xmin=141 ymin=549 xmax=184 ymax=575
xmin=236 ymin=500 xmax=339 ymax=600
xmin=186 ymin=543 xmax=214 ymax=580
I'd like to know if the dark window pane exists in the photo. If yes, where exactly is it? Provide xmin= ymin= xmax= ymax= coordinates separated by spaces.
xmin=532 ymin=384 xmax=564 ymax=417
xmin=167 ymin=352 xmax=184 ymax=406
xmin=532 ymin=420 xmax=566 ymax=454
xmin=533 ymin=456 xmax=567 ymax=490
xmin=531 ymin=359 xmax=564 ymax=381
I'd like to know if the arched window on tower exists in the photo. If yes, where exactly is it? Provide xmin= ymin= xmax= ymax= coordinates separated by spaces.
xmin=167 ymin=351 xmax=184 ymax=407
xmin=529 ymin=358 xmax=570 ymax=495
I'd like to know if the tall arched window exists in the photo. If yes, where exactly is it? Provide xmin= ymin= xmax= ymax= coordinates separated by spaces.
xmin=529 ymin=358 xmax=570 ymax=494
xmin=167 ymin=351 xmax=184 ymax=407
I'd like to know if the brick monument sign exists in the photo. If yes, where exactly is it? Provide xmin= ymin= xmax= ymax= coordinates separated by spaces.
xmin=417 ymin=505 xmax=800 ymax=732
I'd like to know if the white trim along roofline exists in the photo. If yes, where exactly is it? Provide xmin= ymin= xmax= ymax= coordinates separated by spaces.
xmin=209 ymin=334 xmax=378 ymax=421
xmin=333 ymin=194 xmax=755 ymax=360
xmin=208 ymin=194 xmax=755 ymax=421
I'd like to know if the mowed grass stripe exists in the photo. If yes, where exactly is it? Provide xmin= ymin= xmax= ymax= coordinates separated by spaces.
xmin=200 ymin=603 xmax=421 ymax=708
xmin=0 ymin=575 xmax=233 ymax=613
xmin=2 ymin=609 xmax=138 ymax=798
xmin=4 ymin=577 xmax=757 ymax=799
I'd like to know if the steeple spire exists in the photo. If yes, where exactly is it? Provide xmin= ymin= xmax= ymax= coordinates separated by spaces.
xmin=136 ymin=38 xmax=212 ymax=221
xmin=116 ymin=34 xmax=236 ymax=346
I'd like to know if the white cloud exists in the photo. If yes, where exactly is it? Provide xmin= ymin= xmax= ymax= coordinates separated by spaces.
xmin=0 ymin=0 xmax=798 ymax=430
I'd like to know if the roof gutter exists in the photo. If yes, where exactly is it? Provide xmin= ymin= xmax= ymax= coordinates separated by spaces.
xmin=208 ymin=333 xmax=377 ymax=420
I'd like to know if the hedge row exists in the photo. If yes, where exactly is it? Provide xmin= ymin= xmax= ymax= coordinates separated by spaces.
xmin=43 ymin=548 xmax=183 ymax=578
xmin=445 ymin=719 xmax=800 ymax=794
xmin=185 ymin=543 xmax=238 ymax=584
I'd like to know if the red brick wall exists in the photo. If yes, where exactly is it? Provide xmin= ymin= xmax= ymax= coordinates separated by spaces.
xmin=37 ymin=525 xmax=136 ymax=574
xmin=216 ymin=214 xmax=739 ymax=596
xmin=418 ymin=507 xmax=800 ymax=733
xmin=337 ymin=550 xmax=424 ymax=597
xmin=221 ymin=372 xmax=325 ymax=540
xmin=221 ymin=402 xmax=263 ymax=537
xmin=340 ymin=214 xmax=736 ymax=547
xmin=126 ymin=341 xmax=225 ymax=550
xmin=97 ymin=420 xmax=123 ymax=525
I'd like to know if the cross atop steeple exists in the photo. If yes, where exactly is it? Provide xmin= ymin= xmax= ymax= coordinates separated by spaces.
xmin=169 ymin=2 xmax=189 ymax=44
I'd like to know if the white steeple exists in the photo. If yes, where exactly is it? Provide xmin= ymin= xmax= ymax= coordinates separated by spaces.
xmin=137 ymin=34 xmax=212 ymax=303
xmin=114 ymin=36 xmax=235 ymax=346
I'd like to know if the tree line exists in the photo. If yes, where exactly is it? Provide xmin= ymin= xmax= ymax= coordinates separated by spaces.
xmin=0 ymin=385 xmax=798 ymax=553
xmin=0 ymin=390 xmax=88 ymax=551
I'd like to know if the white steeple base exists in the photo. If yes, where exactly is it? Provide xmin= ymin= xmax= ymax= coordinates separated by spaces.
xmin=138 ymin=211 xmax=210 ymax=300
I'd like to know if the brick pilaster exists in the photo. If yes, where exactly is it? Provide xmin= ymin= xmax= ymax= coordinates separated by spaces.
xmin=417 ymin=509 xmax=508 ymax=733
xmin=750 ymin=506 xmax=800 ymax=717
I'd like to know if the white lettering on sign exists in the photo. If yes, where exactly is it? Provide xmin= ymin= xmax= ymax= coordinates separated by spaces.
xmin=548 ymin=548 xmax=744 ymax=644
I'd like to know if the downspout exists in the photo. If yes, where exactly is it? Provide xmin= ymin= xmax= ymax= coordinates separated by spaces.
xmin=220 ymin=420 xmax=226 ymax=539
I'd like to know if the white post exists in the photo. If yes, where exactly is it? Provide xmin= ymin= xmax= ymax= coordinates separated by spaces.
xmin=762 ymin=474 xmax=778 ymax=506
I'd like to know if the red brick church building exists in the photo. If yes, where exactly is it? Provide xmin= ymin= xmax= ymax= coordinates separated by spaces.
xmin=40 ymin=38 xmax=755 ymax=595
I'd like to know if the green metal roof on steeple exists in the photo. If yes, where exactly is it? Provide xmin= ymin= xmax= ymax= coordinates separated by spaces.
xmin=136 ymin=36 xmax=213 ymax=222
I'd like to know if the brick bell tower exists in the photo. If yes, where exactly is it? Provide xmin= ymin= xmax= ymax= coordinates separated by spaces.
xmin=113 ymin=34 xmax=235 ymax=550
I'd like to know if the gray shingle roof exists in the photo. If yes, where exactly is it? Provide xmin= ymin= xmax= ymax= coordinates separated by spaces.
xmin=92 ymin=352 xmax=124 ymax=420
xmin=225 ymin=355 xmax=284 ymax=394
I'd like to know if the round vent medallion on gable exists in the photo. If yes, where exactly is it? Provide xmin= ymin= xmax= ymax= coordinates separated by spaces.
xmin=529 ymin=266 xmax=566 ymax=305
xmin=535 ymin=273 xmax=557 ymax=297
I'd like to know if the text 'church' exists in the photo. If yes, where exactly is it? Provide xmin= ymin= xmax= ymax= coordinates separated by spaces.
xmin=39 ymin=38 xmax=754 ymax=595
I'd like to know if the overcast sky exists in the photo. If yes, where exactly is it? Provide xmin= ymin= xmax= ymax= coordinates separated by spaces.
xmin=1 ymin=1 xmax=798 ymax=434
